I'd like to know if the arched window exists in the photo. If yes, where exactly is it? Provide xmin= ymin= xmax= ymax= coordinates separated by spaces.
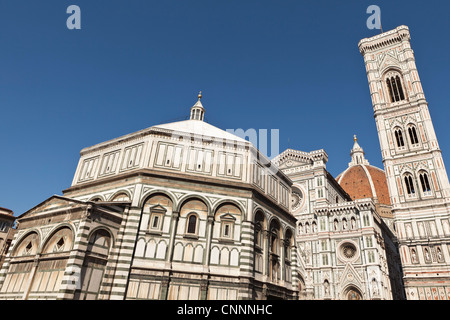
xmin=386 ymin=78 xmax=393 ymax=102
xmin=253 ymin=211 xmax=265 ymax=274
xmin=180 ymin=199 xmax=207 ymax=237
xmin=186 ymin=214 xmax=198 ymax=234
xmin=42 ymin=227 xmax=73 ymax=254
xmin=284 ymin=229 xmax=294 ymax=283
xmin=268 ymin=219 xmax=281 ymax=282
xmin=386 ymin=75 xmax=406 ymax=103
xmin=408 ymin=126 xmax=419 ymax=145
xmin=419 ymin=171 xmax=432 ymax=193
xmin=396 ymin=76 xmax=405 ymax=100
xmin=284 ymin=230 xmax=293 ymax=261
xmin=404 ymin=174 xmax=415 ymax=196
xmin=13 ymin=232 xmax=40 ymax=257
xmin=270 ymin=229 xmax=278 ymax=255
xmin=394 ymin=129 xmax=405 ymax=148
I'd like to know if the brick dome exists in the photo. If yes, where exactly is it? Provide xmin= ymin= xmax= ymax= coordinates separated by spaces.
xmin=336 ymin=136 xmax=391 ymax=206
xmin=336 ymin=164 xmax=391 ymax=205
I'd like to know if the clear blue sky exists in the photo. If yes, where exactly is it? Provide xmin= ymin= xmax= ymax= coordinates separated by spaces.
xmin=1 ymin=1 xmax=450 ymax=216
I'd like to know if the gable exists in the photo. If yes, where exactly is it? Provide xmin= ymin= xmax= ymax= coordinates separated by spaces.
xmin=339 ymin=262 xmax=364 ymax=290
xmin=18 ymin=195 xmax=87 ymax=220
xmin=379 ymin=52 xmax=401 ymax=74
xmin=272 ymin=150 xmax=313 ymax=170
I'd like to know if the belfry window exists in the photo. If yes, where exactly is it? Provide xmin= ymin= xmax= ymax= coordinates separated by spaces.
xmin=419 ymin=172 xmax=432 ymax=193
xmin=386 ymin=75 xmax=405 ymax=102
xmin=394 ymin=129 xmax=405 ymax=148
xmin=404 ymin=174 xmax=415 ymax=195
xmin=408 ymin=126 xmax=419 ymax=145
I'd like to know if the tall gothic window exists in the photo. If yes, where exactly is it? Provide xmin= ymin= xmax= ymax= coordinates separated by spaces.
xmin=386 ymin=75 xmax=405 ymax=102
xmin=408 ymin=126 xmax=419 ymax=145
xmin=404 ymin=174 xmax=415 ymax=195
xmin=419 ymin=172 xmax=432 ymax=193
xmin=394 ymin=129 xmax=405 ymax=148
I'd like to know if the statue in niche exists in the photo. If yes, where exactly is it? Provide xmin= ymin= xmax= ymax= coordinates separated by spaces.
xmin=411 ymin=249 xmax=417 ymax=263
xmin=351 ymin=218 xmax=356 ymax=229
xmin=437 ymin=247 xmax=443 ymax=261
xmin=424 ymin=248 xmax=431 ymax=261
xmin=371 ymin=278 xmax=379 ymax=296
xmin=324 ymin=280 xmax=330 ymax=296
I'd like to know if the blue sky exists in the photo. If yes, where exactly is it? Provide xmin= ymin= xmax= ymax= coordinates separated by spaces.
xmin=1 ymin=1 xmax=450 ymax=216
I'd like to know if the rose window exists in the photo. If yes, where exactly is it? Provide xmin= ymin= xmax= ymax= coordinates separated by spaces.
xmin=341 ymin=243 xmax=357 ymax=260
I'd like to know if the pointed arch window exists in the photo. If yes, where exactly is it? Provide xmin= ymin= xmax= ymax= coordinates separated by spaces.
xmin=396 ymin=76 xmax=405 ymax=100
xmin=270 ymin=229 xmax=279 ymax=255
xmin=254 ymin=221 xmax=263 ymax=249
xmin=408 ymin=126 xmax=419 ymax=145
xmin=404 ymin=174 xmax=416 ymax=196
xmin=419 ymin=171 xmax=432 ymax=194
xmin=386 ymin=75 xmax=406 ymax=102
xmin=394 ymin=128 xmax=405 ymax=148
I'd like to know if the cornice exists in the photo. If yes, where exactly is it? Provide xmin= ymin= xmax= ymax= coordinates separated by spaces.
xmin=359 ymin=25 xmax=411 ymax=56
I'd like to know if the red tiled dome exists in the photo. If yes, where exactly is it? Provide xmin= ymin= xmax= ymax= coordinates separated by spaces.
xmin=336 ymin=164 xmax=391 ymax=205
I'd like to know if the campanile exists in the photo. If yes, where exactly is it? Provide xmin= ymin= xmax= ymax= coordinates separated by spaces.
xmin=359 ymin=25 xmax=450 ymax=300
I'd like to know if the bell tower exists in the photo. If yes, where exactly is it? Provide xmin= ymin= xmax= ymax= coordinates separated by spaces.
xmin=359 ymin=26 xmax=450 ymax=300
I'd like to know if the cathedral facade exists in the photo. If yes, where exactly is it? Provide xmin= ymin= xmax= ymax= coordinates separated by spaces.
xmin=0 ymin=25 xmax=449 ymax=300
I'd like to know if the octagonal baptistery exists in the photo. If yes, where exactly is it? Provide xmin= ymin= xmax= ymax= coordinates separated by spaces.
xmin=0 ymin=93 xmax=298 ymax=301
xmin=336 ymin=137 xmax=392 ymax=219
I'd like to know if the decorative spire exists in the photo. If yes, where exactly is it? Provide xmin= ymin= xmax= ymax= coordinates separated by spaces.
xmin=190 ymin=91 xmax=205 ymax=121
